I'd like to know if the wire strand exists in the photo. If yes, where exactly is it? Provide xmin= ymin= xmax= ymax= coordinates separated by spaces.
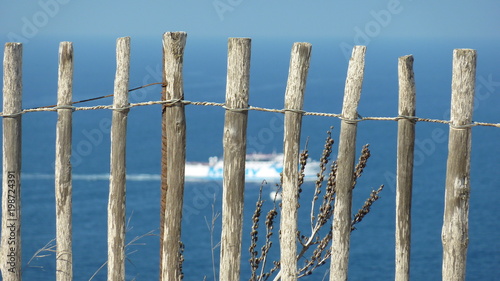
xmin=2 ymin=82 xmax=498 ymax=128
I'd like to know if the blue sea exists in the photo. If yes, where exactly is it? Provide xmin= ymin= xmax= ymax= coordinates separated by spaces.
xmin=2 ymin=36 xmax=500 ymax=280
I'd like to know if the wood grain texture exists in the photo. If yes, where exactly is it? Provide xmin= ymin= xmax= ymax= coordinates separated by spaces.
xmin=280 ymin=42 xmax=311 ymax=281
xmin=442 ymin=49 xmax=476 ymax=281
xmin=395 ymin=55 xmax=416 ymax=281
xmin=219 ymin=37 xmax=251 ymax=281
xmin=160 ymin=31 xmax=187 ymax=281
xmin=108 ymin=36 xmax=130 ymax=281
xmin=55 ymin=41 xmax=74 ymax=281
xmin=329 ymin=45 xmax=366 ymax=281
xmin=1 ymin=42 xmax=23 ymax=281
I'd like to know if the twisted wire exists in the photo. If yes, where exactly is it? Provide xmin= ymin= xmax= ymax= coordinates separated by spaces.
xmin=1 ymin=82 xmax=498 ymax=128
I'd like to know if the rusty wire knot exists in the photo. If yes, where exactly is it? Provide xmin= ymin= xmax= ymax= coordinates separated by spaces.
xmin=54 ymin=105 xmax=76 ymax=112
xmin=110 ymin=106 xmax=131 ymax=113
xmin=0 ymin=112 xmax=23 ymax=118
xmin=395 ymin=115 xmax=418 ymax=123
xmin=449 ymin=122 xmax=477 ymax=130
xmin=339 ymin=113 xmax=363 ymax=124
xmin=283 ymin=108 xmax=306 ymax=114
xmin=223 ymin=105 xmax=249 ymax=112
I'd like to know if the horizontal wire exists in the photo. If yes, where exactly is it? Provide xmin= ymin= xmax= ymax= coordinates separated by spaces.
xmin=1 ymin=82 xmax=498 ymax=128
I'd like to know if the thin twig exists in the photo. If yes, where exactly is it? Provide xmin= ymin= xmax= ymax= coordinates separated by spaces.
xmin=204 ymin=195 xmax=221 ymax=281
xmin=88 ymin=260 xmax=108 ymax=281
xmin=25 ymin=238 xmax=57 ymax=271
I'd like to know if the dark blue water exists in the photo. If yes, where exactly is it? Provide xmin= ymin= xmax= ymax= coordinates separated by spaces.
xmin=2 ymin=37 xmax=500 ymax=280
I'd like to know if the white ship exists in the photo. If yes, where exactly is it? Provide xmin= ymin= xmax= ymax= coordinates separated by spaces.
xmin=185 ymin=153 xmax=320 ymax=182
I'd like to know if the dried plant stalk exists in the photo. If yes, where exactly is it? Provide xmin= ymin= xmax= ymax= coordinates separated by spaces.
xmin=249 ymin=182 xmax=280 ymax=281
xmin=352 ymin=185 xmax=384 ymax=230
xmin=249 ymin=184 xmax=265 ymax=280
xmin=352 ymin=144 xmax=371 ymax=189
xmin=248 ymin=128 xmax=383 ymax=281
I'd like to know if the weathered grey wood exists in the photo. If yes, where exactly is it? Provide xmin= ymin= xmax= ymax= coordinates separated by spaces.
xmin=330 ymin=45 xmax=366 ymax=281
xmin=219 ymin=37 xmax=251 ymax=281
xmin=442 ymin=49 xmax=476 ymax=281
xmin=395 ymin=55 xmax=416 ymax=281
xmin=107 ymin=37 xmax=130 ymax=281
xmin=160 ymin=31 xmax=187 ymax=281
xmin=280 ymin=42 xmax=311 ymax=281
xmin=55 ymin=41 xmax=74 ymax=281
xmin=1 ymin=42 xmax=23 ymax=281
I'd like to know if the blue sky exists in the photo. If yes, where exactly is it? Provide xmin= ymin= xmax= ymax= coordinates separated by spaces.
xmin=1 ymin=0 xmax=499 ymax=44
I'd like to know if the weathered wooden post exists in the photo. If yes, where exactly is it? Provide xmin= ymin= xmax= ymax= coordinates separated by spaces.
xmin=280 ymin=42 xmax=312 ymax=281
xmin=330 ymin=45 xmax=366 ymax=281
xmin=1 ymin=42 xmax=23 ymax=281
xmin=160 ymin=31 xmax=187 ymax=281
xmin=395 ymin=55 xmax=416 ymax=281
xmin=108 ymin=36 xmax=131 ymax=281
xmin=55 ymin=41 xmax=74 ymax=281
xmin=219 ymin=37 xmax=251 ymax=281
xmin=442 ymin=49 xmax=476 ymax=281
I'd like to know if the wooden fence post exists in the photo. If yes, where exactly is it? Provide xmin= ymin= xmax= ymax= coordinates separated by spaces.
xmin=280 ymin=42 xmax=312 ymax=281
xmin=442 ymin=49 xmax=476 ymax=281
xmin=108 ymin=36 xmax=131 ymax=281
xmin=329 ymin=45 xmax=366 ymax=281
xmin=219 ymin=37 xmax=251 ymax=281
xmin=160 ymin=31 xmax=187 ymax=281
xmin=55 ymin=41 xmax=74 ymax=281
xmin=1 ymin=42 xmax=23 ymax=281
xmin=395 ymin=55 xmax=416 ymax=281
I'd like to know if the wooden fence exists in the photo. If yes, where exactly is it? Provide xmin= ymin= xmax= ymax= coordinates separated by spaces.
xmin=0 ymin=32 xmax=489 ymax=281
